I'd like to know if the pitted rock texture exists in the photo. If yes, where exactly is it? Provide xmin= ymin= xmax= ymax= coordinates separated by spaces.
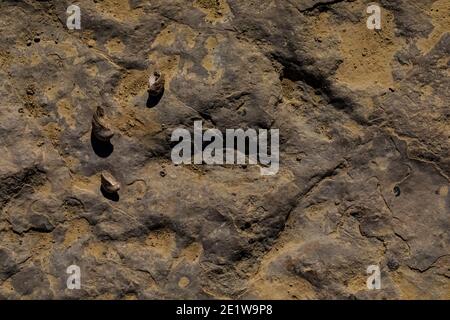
xmin=0 ymin=0 xmax=448 ymax=299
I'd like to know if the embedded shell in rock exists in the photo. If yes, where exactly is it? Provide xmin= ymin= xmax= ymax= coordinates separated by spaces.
xmin=148 ymin=71 xmax=165 ymax=96
xmin=101 ymin=171 xmax=121 ymax=194
xmin=92 ymin=106 xmax=114 ymax=142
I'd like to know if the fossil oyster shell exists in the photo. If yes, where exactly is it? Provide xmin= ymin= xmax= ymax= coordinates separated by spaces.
xmin=148 ymin=71 xmax=165 ymax=96
xmin=92 ymin=106 xmax=114 ymax=142
xmin=101 ymin=171 xmax=121 ymax=194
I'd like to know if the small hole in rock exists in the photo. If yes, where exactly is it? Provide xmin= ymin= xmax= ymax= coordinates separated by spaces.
xmin=393 ymin=186 xmax=401 ymax=197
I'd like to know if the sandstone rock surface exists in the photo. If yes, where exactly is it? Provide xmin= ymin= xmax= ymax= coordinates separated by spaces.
xmin=0 ymin=0 xmax=448 ymax=299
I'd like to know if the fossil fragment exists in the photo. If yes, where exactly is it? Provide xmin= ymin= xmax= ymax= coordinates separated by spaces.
xmin=101 ymin=171 xmax=121 ymax=194
xmin=92 ymin=106 xmax=114 ymax=142
xmin=148 ymin=71 xmax=165 ymax=96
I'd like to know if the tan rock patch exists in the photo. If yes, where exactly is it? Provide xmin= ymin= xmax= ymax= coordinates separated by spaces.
xmin=416 ymin=0 xmax=450 ymax=55
xmin=193 ymin=0 xmax=233 ymax=24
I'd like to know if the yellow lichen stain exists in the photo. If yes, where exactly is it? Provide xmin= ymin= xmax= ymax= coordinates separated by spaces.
xmin=144 ymin=229 xmax=176 ymax=259
xmin=86 ymin=38 xmax=97 ymax=48
xmin=182 ymin=26 xmax=199 ymax=49
xmin=125 ymin=180 xmax=147 ymax=201
xmin=0 ymin=279 xmax=14 ymax=296
xmin=16 ymin=232 xmax=54 ymax=266
xmin=105 ymin=38 xmax=125 ymax=55
xmin=116 ymin=69 xmax=149 ymax=105
xmin=117 ymin=109 xmax=161 ymax=138
xmin=392 ymin=263 xmax=450 ymax=299
xmin=391 ymin=267 xmax=426 ymax=299
xmin=419 ymin=84 xmax=435 ymax=101
xmin=113 ymin=67 xmax=162 ymax=137
xmin=63 ymin=154 xmax=80 ymax=170
xmin=152 ymin=24 xmax=198 ymax=50
xmin=73 ymin=57 xmax=85 ymax=66
xmin=342 ymin=119 xmax=365 ymax=139
xmin=245 ymin=236 xmax=318 ymax=299
xmin=57 ymin=40 xmax=79 ymax=59
xmin=152 ymin=25 xmax=177 ymax=48
xmin=370 ymin=156 xmax=390 ymax=172
xmin=44 ymin=84 xmax=60 ymax=101
xmin=439 ymin=185 xmax=449 ymax=210
xmin=0 ymin=156 xmax=17 ymax=176
xmin=0 ymin=50 xmax=12 ymax=69
xmin=71 ymin=85 xmax=87 ymax=99
xmin=46 ymin=274 xmax=60 ymax=295
xmin=436 ymin=56 xmax=449 ymax=72
xmin=124 ymin=293 xmax=138 ymax=300
xmin=309 ymin=5 xmax=402 ymax=91
xmin=71 ymin=173 xmax=99 ymax=193
xmin=201 ymin=36 xmax=224 ymax=84
xmin=97 ymin=292 xmax=117 ymax=300
xmin=305 ymin=202 xmax=329 ymax=222
xmin=178 ymin=276 xmax=190 ymax=288
xmin=281 ymin=78 xmax=298 ymax=104
xmin=346 ymin=274 xmax=367 ymax=294
xmin=43 ymin=122 xmax=61 ymax=147
xmin=439 ymin=185 xmax=449 ymax=197
xmin=193 ymin=0 xmax=233 ymax=24
xmin=85 ymin=242 xmax=107 ymax=260
xmin=85 ymin=241 xmax=121 ymax=262
xmin=93 ymin=0 xmax=144 ymax=22
xmin=416 ymin=0 xmax=450 ymax=55
xmin=335 ymin=9 xmax=402 ymax=90
xmin=57 ymin=99 xmax=76 ymax=129
xmin=63 ymin=219 xmax=91 ymax=247
xmin=173 ymin=241 xmax=203 ymax=269
xmin=30 ymin=52 xmax=42 ymax=67
xmin=249 ymin=274 xmax=317 ymax=299
xmin=181 ymin=59 xmax=197 ymax=81
xmin=180 ymin=242 xmax=203 ymax=263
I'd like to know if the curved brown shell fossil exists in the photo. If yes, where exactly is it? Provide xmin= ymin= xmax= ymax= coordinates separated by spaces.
xmin=92 ymin=106 xmax=114 ymax=142
xmin=148 ymin=71 xmax=165 ymax=96
xmin=101 ymin=171 xmax=121 ymax=194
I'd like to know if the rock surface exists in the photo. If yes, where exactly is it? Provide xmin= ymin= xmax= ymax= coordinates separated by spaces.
xmin=0 ymin=0 xmax=448 ymax=299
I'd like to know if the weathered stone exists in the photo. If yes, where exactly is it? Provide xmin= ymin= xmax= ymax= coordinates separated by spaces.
xmin=0 ymin=0 xmax=448 ymax=299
